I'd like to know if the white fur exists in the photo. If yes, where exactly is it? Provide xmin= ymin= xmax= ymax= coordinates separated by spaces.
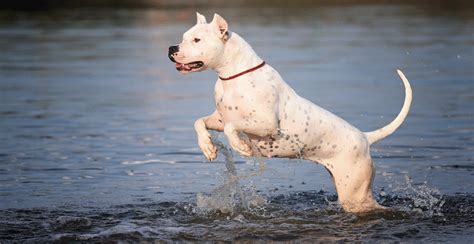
xmin=171 ymin=13 xmax=413 ymax=213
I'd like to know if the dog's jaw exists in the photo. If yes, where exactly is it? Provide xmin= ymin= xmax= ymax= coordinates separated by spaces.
xmin=175 ymin=61 xmax=205 ymax=73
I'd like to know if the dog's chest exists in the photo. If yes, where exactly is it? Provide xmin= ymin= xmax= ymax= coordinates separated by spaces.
xmin=214 ymin=80 xmax=262 ymax=122
xmin=215 ymin=91 xmax=250 ymax=122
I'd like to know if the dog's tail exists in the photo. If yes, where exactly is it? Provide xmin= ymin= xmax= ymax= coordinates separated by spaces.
xmin=365 ymin=69 xmax=413 ymax=145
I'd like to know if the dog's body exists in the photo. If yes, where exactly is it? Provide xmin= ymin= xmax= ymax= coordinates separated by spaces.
xmin=169 ymin=13 xmax=412 ymax=213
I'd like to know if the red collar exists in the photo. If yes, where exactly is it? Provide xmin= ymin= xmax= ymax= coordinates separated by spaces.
xmin=219 ymin=61 xmax=266 ymax=81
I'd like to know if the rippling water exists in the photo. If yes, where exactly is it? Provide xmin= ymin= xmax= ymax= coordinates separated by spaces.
xmin=0 ymin=3 xmax=473 ymax=242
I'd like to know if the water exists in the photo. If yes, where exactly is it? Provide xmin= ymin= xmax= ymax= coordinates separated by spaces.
xmin=1 ymin=3 xmax=473 ymax=242
xmin=195 ymin=136 xmax=267 ymax=214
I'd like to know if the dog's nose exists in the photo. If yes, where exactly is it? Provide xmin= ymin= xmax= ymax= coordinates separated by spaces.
xmin=169 ymin=45 xmax=179 ymax=54
xmin=168 ymin=45 xmax=179 ymax=62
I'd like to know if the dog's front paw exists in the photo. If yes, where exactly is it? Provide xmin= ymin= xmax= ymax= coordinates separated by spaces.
xmin=198 ymin=135 xmax=218 ymax=161
xmin=229 ymin=140 xmax=253 ymax=157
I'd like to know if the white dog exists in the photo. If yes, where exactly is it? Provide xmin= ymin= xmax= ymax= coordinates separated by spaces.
xmin=168 ymin=13 xmax=412 ymax=213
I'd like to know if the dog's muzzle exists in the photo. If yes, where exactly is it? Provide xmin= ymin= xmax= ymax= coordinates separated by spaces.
xmin=168 ymin=45 xmax=179 ymax=62
xmin=168 ymin=45 xmax=204 ymax=72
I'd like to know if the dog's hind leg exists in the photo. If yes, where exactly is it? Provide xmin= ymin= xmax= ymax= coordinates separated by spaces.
xmin=309 ymin=154 xmax=383 ymax=213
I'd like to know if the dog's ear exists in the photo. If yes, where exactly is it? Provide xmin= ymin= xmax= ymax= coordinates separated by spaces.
xmin=196 ymin=12 xmax=207 ymax=24
xmin=211 ymin=13 xmax=228 ymax=40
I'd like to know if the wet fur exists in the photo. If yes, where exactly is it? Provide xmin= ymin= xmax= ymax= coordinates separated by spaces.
xmin=170 ymin=13 xmax=412 ymax=213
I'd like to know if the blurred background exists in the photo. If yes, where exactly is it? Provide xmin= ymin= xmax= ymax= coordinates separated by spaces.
xmin=1 ymin=0 xmax=473 ymax=10
xmin=0 ymin=0 xmax=473 ymax=241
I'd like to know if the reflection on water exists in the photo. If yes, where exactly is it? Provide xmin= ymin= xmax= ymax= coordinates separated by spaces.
xmin=0 ymin=2 xmax=473 ymax=241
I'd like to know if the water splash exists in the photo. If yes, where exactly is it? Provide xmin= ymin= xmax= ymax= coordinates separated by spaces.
xmin=381 ymin=173 xmax=445 ymax=217
xmin=196 ymin=134 xmax=267 ymax=215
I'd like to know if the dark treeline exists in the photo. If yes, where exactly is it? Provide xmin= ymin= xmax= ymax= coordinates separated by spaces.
xmin=1 ymin=0 xmax=473 ymax=11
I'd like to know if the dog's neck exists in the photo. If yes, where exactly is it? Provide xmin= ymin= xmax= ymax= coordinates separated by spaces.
xmin=213 ymin=32 xmax=263 ymax=79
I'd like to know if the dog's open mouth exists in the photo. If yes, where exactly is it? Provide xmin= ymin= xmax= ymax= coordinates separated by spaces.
xmin=175 ymin=61 xmax=204 ymax=72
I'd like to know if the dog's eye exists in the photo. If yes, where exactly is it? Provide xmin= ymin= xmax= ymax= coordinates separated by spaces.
xmin=194 ymin=38 xmax=201 ymax=43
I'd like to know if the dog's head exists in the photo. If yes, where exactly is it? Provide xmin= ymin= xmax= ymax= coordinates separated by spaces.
xmin=168 ymin=13 xmax=230 ymax=74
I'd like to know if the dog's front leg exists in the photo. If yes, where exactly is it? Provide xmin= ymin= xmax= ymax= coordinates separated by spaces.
xmin=223 ymin=114 xmax=278 ymax=157
xmin=194 ymin=110 xmax=224 ymax=161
